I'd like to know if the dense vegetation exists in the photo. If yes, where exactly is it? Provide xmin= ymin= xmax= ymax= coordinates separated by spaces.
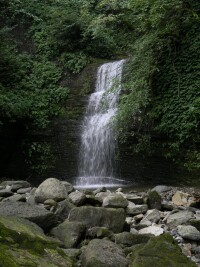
xmin=0 ymin=0 xmax=199 ymax=171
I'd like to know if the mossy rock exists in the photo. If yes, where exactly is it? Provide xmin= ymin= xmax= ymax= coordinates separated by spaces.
xmin=147 ymin=191 xmax=161 ymax=210
xmin=130 ymin=234 xmax=196 ymax=267
xmin=0 ymin=215 xmax=76 ymax=267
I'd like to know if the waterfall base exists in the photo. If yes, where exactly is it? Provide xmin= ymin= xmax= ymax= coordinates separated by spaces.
xmin=74 ymin=176 xmax=129 ymax=189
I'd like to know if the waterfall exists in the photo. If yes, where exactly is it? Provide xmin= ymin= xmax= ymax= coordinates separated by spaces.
xmin=76 ymin=59 xmax=126 ymax=188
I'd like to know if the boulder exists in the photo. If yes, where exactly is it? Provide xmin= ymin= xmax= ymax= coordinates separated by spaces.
xmin=138 ymin=225 xmax=164 ymax=236
xmin=34 ymin=178 xmax=68 ymax=203
xmin=177 ymin=225 xmax=200 ymax=241
xmin=86 ymin=227 xmax=113 ymax=239
xmin=102 ymin=193 xmax=128 ymax=208
xmin=126 ymin=202 xmax=148 ymax=215
xmin=50 ymin=220 xmax=85 ymax=248
xmin=69 ymin=190 xmax=86 ymax=206
xmin=130 ymin=234 xmax=196 ymax=267
xmin=17 ymin=187 xmax=32 ymax=194
xmin=140 ymin=209 xmax=160 ymax=225
xmin=0 ymin=180 xmax=31 ymax=191
xmin=125 ymin=194 xmax=143 ymax=204
xmin=2 ymin=193 xmax=26 ymax=202
xmin=0 ymin=201 xmax=56 ymax=229
xmin=147 ymin=190 xmax=162 ymax=210
xmin=69 ymin=206 xmax=125 ymax=233
xmin=0 ymin=216 xmax=74 ymax=267
xmin=81 ymin=239 xmax=129 ymax=267
xmin=166 ymin=211 xmax=194 ymax=229
xmin=95 ymin=192 xmax=110 ymax=203
xmin=151 ymin=185 xmax=171 ymax=194
xmin=114 ymin=232 xmax=137 ymax=247
xmin=62 ymin=181 xmax=74 ymax=193
xmin=0 ymin=189 xmax=13 ymax=197
xmin=55 ymin=199 xmax=75 ymax=222
xmin=172 ymin=191 xmax=196 ymax=207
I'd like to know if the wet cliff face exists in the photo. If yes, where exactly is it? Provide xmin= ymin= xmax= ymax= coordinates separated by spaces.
xmin=0 ymin=62 xmax=198 ymax=187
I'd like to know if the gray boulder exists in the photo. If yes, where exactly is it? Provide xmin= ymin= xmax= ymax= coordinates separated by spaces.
xmin=34 ymin=178 xmax=68 ymax=203
xmin=125 ymin=194 xmax=143 ymax=204
xmin=0 ymin=189 xmax=13 ymax=197
xmin=1 ymin=180 xmax=31 ymax=191
xmin=166 ymin=211 xmax=195 ymax=229
xmin=87 ymin=227 xmax=113 ymax=239
xmin=102 ymin=193 xmax=128 ymax=208
xmin=69 ymin=190 xmax=86 ymax=206
xmin=177 ymin=225 xmax=200 ymax=241
xmin=95 ymin=192 xmax=110 ymax=203
xmin=69 ymin=206 xmax=125 ymax=233
xmin=140 ymin=209 xmax=160 ymax=225
xmin=0 ymin=201 xmax=56 ymax=229
xmin=62 ymin=181 xmax=74 ymax=193
xmin=81 ymin=239 xmax=129 ymax=267
xmin=114 ymin=232 xmax=137 ymax=247
xmin=126 ymin=202 xmax=148 ymax=215
xmin=50 ymin=220 xmax=85 ymax=248
xmin=151 ymin=185 xmax=171 ymax=194
xmin=55 ymin=199 xmax=75 ymax=222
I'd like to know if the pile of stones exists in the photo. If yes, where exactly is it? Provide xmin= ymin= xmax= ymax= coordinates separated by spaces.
xmin=0 ymin=178 xmax=199 ymax=267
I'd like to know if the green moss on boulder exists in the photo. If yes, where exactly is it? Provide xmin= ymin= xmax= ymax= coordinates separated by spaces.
xmin=0 ymin=215 xmax=75 ymax=267
xmin=130 ymin=234 xmax=196 ymax=267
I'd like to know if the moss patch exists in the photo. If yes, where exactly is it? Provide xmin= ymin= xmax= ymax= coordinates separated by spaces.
xmin=130 ymin=234 xmax=196 ymax=267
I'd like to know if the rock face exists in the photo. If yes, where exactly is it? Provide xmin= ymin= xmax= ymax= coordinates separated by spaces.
xmin=130 ymin=234 xmax=196 ymax=267
xmin=34 ymin=178 xmax=68 ymax=202
xmin=0 ymin=202 xmax=56 ymax=229
xmin=81 ymin=239 xmax=129 ymax=267
xmin=68 ymin=206 xmax=125 ymax=233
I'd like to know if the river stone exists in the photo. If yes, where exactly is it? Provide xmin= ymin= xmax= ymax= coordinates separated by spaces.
xmin=147 ymin=190 xmax=162 ymax=210
xmin=0 ymin=188 xmax=13 ymax=197
xmin=177 ymin=225 xmax=200 ymax=241
xmin=189 ymin=218 xmax=200 ymax=231
xmin=95 ymin=192 xmax=110 ymax=203
xmin=140 ymin=209 xmax=160 ymax=225
xmin=69 ymin=190 xmax=86 ymax=206
xmin=69 ymin=206 xmax=125 ymax=233
xmin=35 ymin=178 xmax=68 ymax=203
xmin=130 ymin=234 xmax=196 ymax=267
xmin=103 ymin=193 xmax=128 ymax=208
xmin=114 ymin=232 xmax=137 ymax=247
xmin=125 ymin=194 xmax=143 ymax=204
xmin=50 ymin=220 xmax=85 ymax=248
xmin=81 ymin=239 xmax=129 ymax=267
xmin=138 ymin=225 xmax=164 ymax=236
xmin=17 ymin=187 xmax=32 ymax=194
xmin=166 ymin=211 xmax=195 ymax=229
xmin=0 ymin=180 xmax=31 ymax=191
xmin=2 ymin=193 xmax=26 ymax=202
xmin=151 ymin=185 xmax=171 ymax=194
xmin=126 ymin=202 xmax=148 ymax=215
xmin=0 ymin=201 xmax=56 ymax=229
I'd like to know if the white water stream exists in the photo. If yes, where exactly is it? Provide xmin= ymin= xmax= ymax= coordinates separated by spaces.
xmin=76 ymin=60 xmax=126 ymax=188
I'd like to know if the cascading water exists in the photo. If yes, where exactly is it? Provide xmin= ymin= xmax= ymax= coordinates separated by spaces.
xmin=76 ymin=60 xmax=126 ymax=188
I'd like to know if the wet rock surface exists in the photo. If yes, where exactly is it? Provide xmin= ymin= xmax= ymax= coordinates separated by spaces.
xmin=0 ymin=178 xmax=199 ymax=266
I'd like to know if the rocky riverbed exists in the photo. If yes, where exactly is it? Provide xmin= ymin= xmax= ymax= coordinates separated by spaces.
xmin=0 ymin=178 xmax=199 ymax=266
